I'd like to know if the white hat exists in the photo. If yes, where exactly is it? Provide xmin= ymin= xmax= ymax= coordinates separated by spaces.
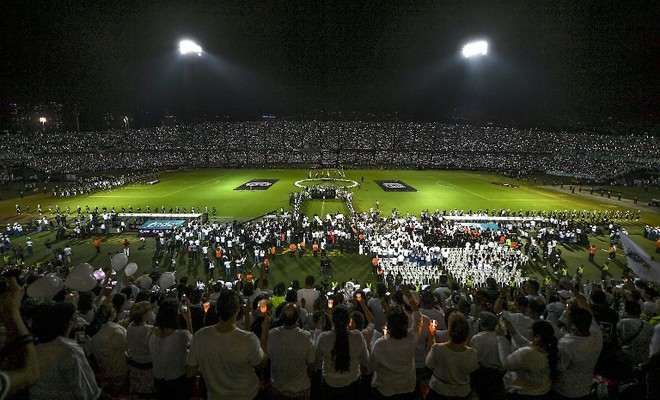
xmin=558 ymin=290 xmax=573 ymax=299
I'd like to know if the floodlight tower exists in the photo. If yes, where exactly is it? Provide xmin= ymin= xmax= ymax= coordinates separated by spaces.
xmin=39 ymin=117 xmax=47 ymax=131
xmin=179 ymin=39 xmax=203 ymax=123
xmin=460 ymin=40 xmax=489 ymax=120
xmin=462 ymin=40 xmax=488 ymax=58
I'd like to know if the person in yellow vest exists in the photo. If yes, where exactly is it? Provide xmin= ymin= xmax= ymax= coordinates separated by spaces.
xmin=601 ymin=262 xmax=609 ymax=281
xmin=576 ymin=265 xmax=584 ymax=277
xmin=561 ymin=267 xmax=568 ymax=276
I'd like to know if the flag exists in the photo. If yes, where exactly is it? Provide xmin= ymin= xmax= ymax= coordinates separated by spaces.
xmin=619 ymin=232 xmax=660 ymax=284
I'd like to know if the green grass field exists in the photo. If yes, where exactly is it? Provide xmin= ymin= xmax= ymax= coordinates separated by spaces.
xmin=1 ymin=169 xmax=658 ymax=289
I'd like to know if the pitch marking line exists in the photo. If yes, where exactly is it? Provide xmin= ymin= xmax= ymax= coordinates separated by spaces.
xmin=437 ymin=180 xmax=489 ymax=200
xmin=160 ymin=176 xmax=226 ymax=198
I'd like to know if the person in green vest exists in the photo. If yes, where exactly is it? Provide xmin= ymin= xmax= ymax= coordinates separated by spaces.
xmin=544 ymin=276 xmax=552 ymax=286
xmin=601 ymin=262 xmax=609 ymax=281
xmin=561 ymin=266 xmax=568 ymax=276
xmin=576 ymin=265 xmax=584 ymax=277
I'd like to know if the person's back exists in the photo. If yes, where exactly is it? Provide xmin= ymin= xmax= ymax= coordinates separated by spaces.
xmin=553 ymin=306 xmax=602 ymax=399
xmin=268 ymin=303 xmax=315 ymax=397
xmin=187 ymin=288 xmax=267 ymax=400
xmin=30 ymin=302 xmax=102 ymax=400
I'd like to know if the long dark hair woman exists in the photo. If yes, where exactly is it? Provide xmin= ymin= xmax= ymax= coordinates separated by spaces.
xmin=147 ymin=298 xmax=193 ymax=400
xmin=497 ymin=319 xmax=559 ymax=399
xmin=315 ymin=304 xmax=369 ymax=400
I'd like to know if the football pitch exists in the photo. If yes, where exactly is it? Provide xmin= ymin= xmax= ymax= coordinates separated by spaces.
xmin=3 ymin=169 xmax=655 ymax=221
xmin=1 ymin=169 xmax=658 ymax=287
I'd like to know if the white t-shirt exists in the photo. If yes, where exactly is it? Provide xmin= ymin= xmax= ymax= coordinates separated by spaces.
xmin=316 ymin=329 xmax=368 ymax=388
xmin=187 ymin=326 xmax=264 ymax=400
xmin=268 ymin=326 xmax=315 ymax=393
xmin=369 ymin=311 xmax=421 ymax=396
xmin=498 ymin=338 xmax=551 ymax=396
xmin=126 ymin=323 xmax=153 ymax=363
xmin=425 ymin=344 xmax=478 ymax=397
xmin=470 ymin=331 xmax=503 ymax=370
xmin=30 ymin=337 xmax=102 ymax=400
xmin=552 ymin=320 xmax=602 ymax=398
xmin=90 ymin=322 xmax=128 ymax=379
xmin=148 ymin=329 xmax=192 ymax=380
xmin=297 ymin=288 xmax=320 ymax=313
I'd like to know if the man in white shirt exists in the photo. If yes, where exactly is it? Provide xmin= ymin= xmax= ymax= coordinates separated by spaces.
xmin=552 ymin=284 xmax=603 ymax=400
xmin=187 ymin=289 xmax=268 ymax=400
xmin=297 ymin=275 xmax=319 ymax=313
xmin=470 ymin=312 xmax=504 ymax=400
xmin=268 ymin=303 xmax=315 ymax=399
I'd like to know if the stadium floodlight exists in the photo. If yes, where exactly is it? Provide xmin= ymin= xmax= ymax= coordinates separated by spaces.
xmin=179 ymin=39 xmax=202 ymax=56
xmin=462 ymin=40 xmax=488 ymax=58
xmin=39 ymin=117 xmax=47 ymax=128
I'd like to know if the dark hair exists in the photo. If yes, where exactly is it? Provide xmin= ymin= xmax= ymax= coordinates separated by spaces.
xmin=32 ymin=302 xmax=76 ymax=343
xmin=77 ymin=291 xmax=95 ymax=315
xmin=331 ymin=305 xmax=351 ymax=373
xmin=111 ymin=293 xmax=127 ymax=314
xmin=218 ymin=289 xmax=240 ymax=321
xmin=280 ymin=303 xmax=299 ymax=327
xmin=305 ymin=275 xmax=315 ymax=286
xmin=274 ymin=282 xmax=286 ymax=296
xmin=120 ymin=286 xmax=133 ymax=300
xmin=527 ymin=280 xmax=540 ymax=293
xmin=387 ymin=306 xmax=409 ymax=340
xmin=285 ymin=289 xmax=298 ymax=303
xmin=590 ymin=290 xmax=606 ymax=305
xmin=448 ymin=312 xmax=471 ymax=344
xmin=154 ymin=298 xmax=180 ymax=329
xmin=376 ymin=282 xmax=387 ymax=297
xmin=531 ymin=321 xmax=559 ymax=382
xmin=624 ymin=300 xmax=641 ymax=317
xmin=567 ymin=306 xmax=592 ymax=334
xmin=528 ymin=299 xmax=546 ymax=317
xmin=420 ymin=290 xmax=435 ymax=308
xmin=351 ymin=311 xmax=365 ymax=330
xmin=243 ymin=282 xmax=255 ymax=297
xmin=189 ymin=288 xmax=203 ymax=304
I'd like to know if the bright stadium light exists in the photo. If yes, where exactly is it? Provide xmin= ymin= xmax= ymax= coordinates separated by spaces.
xmin=462 ymin=40 xmax=488 ymax=58
xmin=179 ymin=39 xmax=202 ymax=56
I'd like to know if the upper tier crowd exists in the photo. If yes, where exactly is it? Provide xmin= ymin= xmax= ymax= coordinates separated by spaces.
xmin=1 ymin=122 xmax=657 ymax=180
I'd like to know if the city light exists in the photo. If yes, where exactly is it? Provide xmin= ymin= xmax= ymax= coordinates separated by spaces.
xmin=462 ymin=40 xmax=488 ymax=58
xmin=179 ymin=39 xmax=202 ymax=56
xmin=39 ymin=117 xmax=46 ymax=128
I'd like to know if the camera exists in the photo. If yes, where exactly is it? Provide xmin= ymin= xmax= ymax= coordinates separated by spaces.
xmin=0 ymin=270 xmax=26 ymax=293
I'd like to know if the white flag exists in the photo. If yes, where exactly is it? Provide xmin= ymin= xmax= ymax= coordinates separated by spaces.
xmin=619 ymin=232 xmax=660 ymax=284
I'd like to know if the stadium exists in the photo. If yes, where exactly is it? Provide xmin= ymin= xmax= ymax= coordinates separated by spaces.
xmin=0 ymin=2 xmax=659 ymax=400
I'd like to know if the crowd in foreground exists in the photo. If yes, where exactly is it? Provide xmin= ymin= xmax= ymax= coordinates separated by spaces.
xmin=0 ymin=255 xmax=659 ymax=400
xmin=1 ymin=121 xmax=658 ymax=180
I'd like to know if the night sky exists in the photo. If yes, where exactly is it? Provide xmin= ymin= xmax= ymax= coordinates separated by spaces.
xmin=1 ymin=0 xmax=657 ymax=126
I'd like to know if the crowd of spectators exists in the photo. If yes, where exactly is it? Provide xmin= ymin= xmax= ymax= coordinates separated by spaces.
xmin=1 ymin=249 xmax=658 ymax=399
xmin=1 ymin=122 xmax=657 ymax=181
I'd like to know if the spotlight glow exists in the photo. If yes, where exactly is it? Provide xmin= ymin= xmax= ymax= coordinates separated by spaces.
xmin=462 ymin=41 xmax=488 ymax=58
xmin=179 ymin=40 xmax=203 ymax=56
